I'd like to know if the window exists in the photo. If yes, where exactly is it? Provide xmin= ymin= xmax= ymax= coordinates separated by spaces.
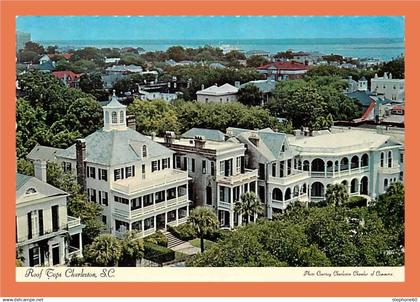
xmin=115 ymin=220 xmax=129 ymax=233
xmin=52 ymin=205 xmax=59 ymax=232
xmin=287 ymin=159 xmax=292 ymax=175
xmin=219 ymin=186 xmax=225 ymax=202
xmin=88 ymin=166 xmax=96 ymax=179
xmin=258 ymin=163 xmax=265 ymax=180
xmin=167 ymin=188 xmax=176 ymax=200
xmin=388 ymin=151 xmax=393 ymax=168
xmin=102 ymin=215 xmax=107 ymax=225
xmin=155 ymin=191 xmax=166 ymax=204
xmin=142 ymin=145 xmax=147 ymax=158
xmin=163 ymin=158 xmax=169 ymax=169
xmin=191 ymin=158 xmax=195 ymax=172
xmin=142 ymin=164 xmax=146 ymax=179
xmin=202 ymin=160 xmax=207 ymax=174
xmin=38 ymin=210 xmax=44 ymax=236
xmin=114 ymin=196 xmax=129 ymax=205
xmin=380 ymin=152 xmax=385 ymax=167
xmin=29 ymin=247 xmax=40 ymax=267
xmin=211 ymin=161 xmax=215 ymax=176
xmin=384 ymin=178 xmax=388 ymax=188
xmin=99 ymin=169 xmax=108 ymax=181
xmin=206 ymin=187 xmax=212 ymax=205
xmin=25 ymin=188 xmax=37 ymax=195
xmin=236 ymin=157 xmax=241 ymax=174
xmin=125 ymin=165 xmax=135 ymax=177
xmin=152 ymin=161 xmax=159 ymax=172
xmin=27 ymin=212 xmax=32 ymax=239
xmin=89 ymin=189 xmax=96 ymax=203
xmin=114 ymin=169 xmax=121 ymax=181
xmin=143 ymin=194 xmax=153 ymax=207
xmin=272 ymin=163 xmax=276 ymax=177
xmin=112 ymin=111 xmax=117 ymax=123
xmin=62 ymin=162 xmax=72 ymax=173
xmin=176 ymin=156 xmax=181 ymax=169
xmin=144 ymin=217 xmax=154 ymax=230
xmin=131 ymin=197 xmax=142 ymax=210
xmin=400 ymin=153 xmax=404 ymax=164
xmin=120 ymin=111 xmax=124 ymax=123
xmin=220 ymin=161 xmax=225 ymax=175
xmin=100 ymin=191 xmax=108 ymax=206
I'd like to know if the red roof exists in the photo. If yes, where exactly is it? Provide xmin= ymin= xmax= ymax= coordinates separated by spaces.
xmin=257 ymin=61 xmax=308 ymax=70
xmin=52 ymin=71 xmax=82 ymax=82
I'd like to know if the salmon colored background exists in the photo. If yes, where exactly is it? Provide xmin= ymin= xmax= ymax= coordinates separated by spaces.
xmin=1 ymin=0 xmax=419 ymax=297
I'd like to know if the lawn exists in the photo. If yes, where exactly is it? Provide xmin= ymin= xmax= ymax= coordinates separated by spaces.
xmin=189 ymin=238 xmax=216 ymax=250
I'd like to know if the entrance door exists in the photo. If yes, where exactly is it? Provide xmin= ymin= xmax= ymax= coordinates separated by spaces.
xmin=52 ymin=246 xmax=60 ymax=265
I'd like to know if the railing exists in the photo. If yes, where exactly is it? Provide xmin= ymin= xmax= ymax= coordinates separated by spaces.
xmin=67 ymin=246 xmax=81 ymax=258
xmin=67 ymin=216 xmax=81 ymax=229
xmin=216 ymin=169 xmax=258 ymax=185
xmin=378 ymin=165 xmax=401 ymax=174
xmin=178 ymin=217 xmax=188 ymax=224
xmin=310 ymin=196 xmax=325 ymax=202
xmin=272 ymin=194 xmax=308 ymax=208
xmin=310 ymin=166 xmax=370 ymax=178
xmin=112 ymin=170 xmax=189 ymax=195
xmin=218 ymin=201 xmax=233 ymax=209
xmin=268 ymin=171 xmax=310 ymax=185
xmin=128 ymin=195 xmax=189 ymax=220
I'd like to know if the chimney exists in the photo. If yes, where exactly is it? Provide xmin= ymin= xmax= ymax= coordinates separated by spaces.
xmin=126 ymin=115 xmax=136 ymax=130
xmin=34 ymin=160 xmax=47 ymax=182
xmin=249 ymin=133 xmax=260 ymax=147
xmin=234 ymin=81 xmax=241 ymax=88
xmin=194 ymin=135 xmax=206 ymax=149
xmin=164 ymin=131 xmax=175 ymax=145
xmin=201 ymin=84 xmax=205 ymax=90
xmin=389 ymin=73 xmax=393 ymax=79
xmin=151 ymin=131 xmax=156 ymax=141
xmin=76 ymin=139 xmax=86 ymax=192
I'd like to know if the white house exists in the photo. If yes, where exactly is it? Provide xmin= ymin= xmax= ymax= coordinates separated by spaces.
xmin=289 ymin=128 xmax=404 ymax=203
xmin=51 ymin=93 xmax=192 ymax=238
xmin=196 ymin=84 xmax=238 ymax=104
xmin=226 ymin=128 xmax=310 ymax=218
xmin=371 ymin=73 xmax=404 ymax=102
xmin=138 ymin=89 xmax=179 ymax=102
xmin=16 ymin=170 xmax=83 ymax=267
xmin=38 ymin=54 xmax=51 ymax=65
xmin=154 ymin=128 xmax=258 ymax=228
xmin=105 ymin=57 xmax=121 ymax=64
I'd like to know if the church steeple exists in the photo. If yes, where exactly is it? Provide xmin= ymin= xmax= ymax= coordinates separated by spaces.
xmin=103 ymin=90 xmax=127 ymax=131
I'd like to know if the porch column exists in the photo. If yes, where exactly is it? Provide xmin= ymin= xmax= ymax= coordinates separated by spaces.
xmin=153 ymin=216 xmax=157 ymax=231
xmin=348 ymin=157 xmax=351 ymax=174
xmin=324 ymin=160 xmax=327 ymax=178
xmin=79 ymin=232 xmax=83 ymax=256
xmin=175 ymin=208 xmax=179 ymax=226
xmin=165 ymin=212 xmax=168 ymax=229
xmin=60 ymin=240 xmax=65 ymax=265
xmin=230 ymin=210 xmax=234 ymax=229
xmin=141 ymin=220 xmax=145 ymax=237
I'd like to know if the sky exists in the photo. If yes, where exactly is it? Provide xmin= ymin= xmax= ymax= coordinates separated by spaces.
xmin=16 ymin=16 xmax=404 ymax=41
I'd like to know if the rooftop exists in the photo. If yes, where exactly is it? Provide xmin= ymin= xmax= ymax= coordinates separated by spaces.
xmin=153 ymin=135 xmax=243 ymax=153
xmin=240 ymin=79 xmax=277 ymax=94
xmin=196 ymin=83 xmax=238 ymax=96
xmin=181 ymin=128 xmax=226 ymax=142
xmin=257 ymin=61 xmax=308 ymax=71
xmin=27 ymin=144 xmax=62 ymax=162
xmin=16 ymin=173 xmax=68 ymax=204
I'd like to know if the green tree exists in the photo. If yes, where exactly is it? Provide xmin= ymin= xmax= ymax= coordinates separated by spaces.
xmin=24 ymin=41 xmax=45 ymax=55
xmin=234 ymin=192 xmax=264 ymax=225
xmin=113 ymin=78 xmax=137 ymax=96
xmin=325 ymin=183 xmax=349 ymax=206
xmin=127 ymin=99 xmax=180 ymax=135
xmin=237 ymin=84 xmax=263 ymax=106
xmin=379 ymin=57 xmax=404 ymax=79
xmin=17 ymin=159 xmax=34 ymax=176
xmin=46 ymin=45 xmax=58 ymax=54
xmin=246 ymin=55 xmax=269 ymax=68
xmin=17 ymin=50 xmax=39 ymax=63
xmin=120 ymin=231 xmax=145 ymax=266
xmin=188 ymin=207 xmax=219 ymax=253
xmin=79 ymin=73 xmax=103 ymax=94
xmin=166 ymin=46 xmax=186 ymax=62
xmin=85 ymin=234 xmax=122 ymax=266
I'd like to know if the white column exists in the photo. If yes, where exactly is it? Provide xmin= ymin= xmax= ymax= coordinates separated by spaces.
xmin=79 ymin=233 xmax=83 ymax=256
xmin=175 ymin=208 xmax=179 ymax=226
xmin=230 ymin=210 xmax=234 ymax=229
xmin=153 ymin=216 xmax=157 ymax=231
xmin=141 ymin=220 xmax=145 ymax=237
xmin=165 ymin=212 xmax=168 ymax=229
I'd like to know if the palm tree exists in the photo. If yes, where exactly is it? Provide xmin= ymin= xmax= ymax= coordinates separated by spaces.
xmin=85 ymin=234 xmax=122 ymax=266
xmin=325 ymin=183 xmax=349 ymax=206
xmin=120 ymin=231 xmax=144 ymax=266
xmin=234 ymin=192 xmax=264 ymax=225
xmin=188 ymin=207 xmax=219 ymax=253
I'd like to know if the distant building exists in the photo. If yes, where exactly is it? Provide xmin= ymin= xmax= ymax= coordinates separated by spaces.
xmin=16 ymin=172 xmax=83 ymax=266
xmin=239 ymin=79 xmax=277 ymax=106
xmin=245 ymin=50 xmax=271 ymax=59
xmin=209 ymin=62 xmax=226 ymax=69
xmin=106 ymin=64 xmax=143 ymax=74
xmin=52 ymin=71 xmax=82 ymax=88
xmin=257 ymin=61 xmax=308 ymax=80
xmin=38 ymin=55 xmax=51 ymax=65
xmin=16 ymin=31 xmax=31 ymax=52
xmin=105 ymin=57 xmax=121 ymax=64
xmin=371 ymin=73 xmax=404 ymax=102
xmin=196 ymin=83 xmax=238 ymax=103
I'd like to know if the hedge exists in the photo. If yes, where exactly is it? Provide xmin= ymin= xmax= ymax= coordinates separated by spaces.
xmin=144 ymin=230 xmax=168 ymax=247
xmin=345 ymin=196 xmax=368 ymax=208
xmin=168 ymin=224 xmax=197 ymax=241
xmin=144 ymin=242 xmax=175 ymax=264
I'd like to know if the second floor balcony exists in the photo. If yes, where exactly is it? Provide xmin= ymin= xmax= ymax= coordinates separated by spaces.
xmin=215 ymin=168 xmax=258 ymax=186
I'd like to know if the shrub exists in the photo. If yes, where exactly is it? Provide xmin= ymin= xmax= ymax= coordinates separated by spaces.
xmin=205 ymin=228 xmax=231 ymax=242
xmin=144 ymin=230 xmax=168 ymax=247
xmin=143 ymin=242 xmax=175 ymax=264
xmin=168 ymin=224 xmax=197 ymax=241
xmin=69 ymin=255 xmax=86 ymax=267
xmin=345 ymin=196 xmax=368 ymax=208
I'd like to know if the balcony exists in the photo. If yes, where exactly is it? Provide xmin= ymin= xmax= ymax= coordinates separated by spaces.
xmin=272 ymin=194 xmax=309 ymax=209
xmin=112 ymin=170 xmax=189 ymax=195
xmin=268 ymin=171 xmax=309 ymax=186
xmin=216 ymin=168 xmax=258 ymax=186
xmin=67 ymin=215 xmax=81 ymax=229
xmin=310 ymin=166 xmax=370 ymax=178
xmin=378 ymin=165 xmax=401 ymax=175
xmin=113 ymin=195 xmax=190 ymax=220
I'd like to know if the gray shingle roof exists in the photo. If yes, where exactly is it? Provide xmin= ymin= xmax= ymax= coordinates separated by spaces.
xmin=226 ymin=127 xmax=286 ymax=161
xmin=181 ymin=128 xmax=226 ymax=142
xmin=57 ymin=128 xmax=174 ymax=166
xmin=16 ymin=173 xmax=32 ymax=191
xmin=240 ymin=80 xmax=276 ymax=94
xmin=27 ymin=144 xmax=62 ymax=162
xmin=345 ymin=91 xmax=375 ymax=107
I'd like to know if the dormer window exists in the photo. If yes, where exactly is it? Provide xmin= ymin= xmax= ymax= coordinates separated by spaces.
xmin=112 ymin=111 xmax=117 ymax=123
xmin=142 ymin=145 xmax=147 ymax=157
xmin=25 ymin=188 xmax=37 ymax=195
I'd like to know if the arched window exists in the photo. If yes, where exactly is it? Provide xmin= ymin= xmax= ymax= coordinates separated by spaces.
xmin=112 ymin=111 xmax=117 ymax=123
xmin=142 ymin=145 xmax=147 ymax=158
xmin=351 ymin=178 xmax=359 ymax=193
xmin=105 ymin=111 xmax=109 ymax=124
xmin=380 ymin=152 xmax=385 ymax=167
xmin=384 ymin=178 xmax=388 ymax=188
xmin=303 ymin=160 xmax=310 ymax=171
xmin=361 ymin=154 xmax=369 ymax=167
xmin=272 ymin=188 xmax=283 ymax=201
xmin=284 ymin=188 xmax=291 ymax=200
xmin=340 ymin=158 xmax=349 ymax=171
xmin=120 ymin=111 xmax=124 ymax=123
xmin=293 ymin=185 xmax=299 ymax=197
xmin=326 ymin=161 xmax=333 ymax=173
xmin=388 ymin=151 xmax=392 ymax=168
xmin=351 ymin=155 xmax=359 ymax=169
xmin=311 ymin=158 xmax=325 ymax=172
